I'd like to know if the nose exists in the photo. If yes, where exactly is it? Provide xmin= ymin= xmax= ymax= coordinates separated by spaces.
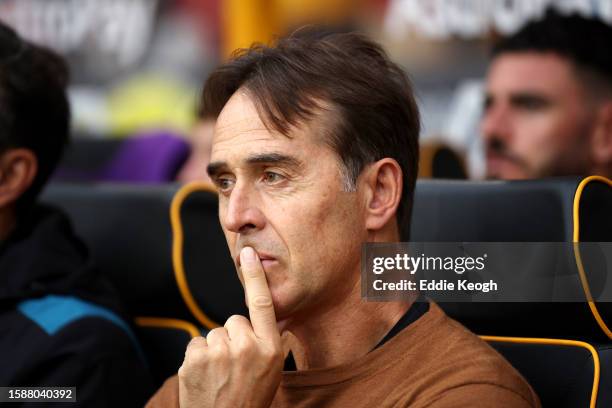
xmin=480 ymin=99 xmax=512 ymax=145
xmin=222 ymin=182 xmax=266 ymax=235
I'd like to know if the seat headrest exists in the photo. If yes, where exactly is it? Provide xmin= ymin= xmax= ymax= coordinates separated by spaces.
xmin=171 ymin=185 xmax=247 ymax=327
xmin=408 ymin=178 xmax=578 ymax=242
xmin=41 ymin=183 xmax=193 ymax=320
xmin=407 ymin=177 xmax=612 ymax=341
xmin=41 ymin=183 xmax=245 ymax=327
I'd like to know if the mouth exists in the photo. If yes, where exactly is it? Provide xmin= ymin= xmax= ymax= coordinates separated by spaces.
xmin=236 ymin=249 xmax=278 ymax=269
xmin=486 ymin=151 xmax=524 ymax=171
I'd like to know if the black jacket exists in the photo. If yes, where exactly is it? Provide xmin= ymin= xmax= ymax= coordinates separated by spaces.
xmin=0 ymin=205 xmax=154 ymax=407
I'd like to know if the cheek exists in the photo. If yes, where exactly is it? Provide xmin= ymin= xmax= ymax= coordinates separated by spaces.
xmin=513 ymin=113 xmax=572 ymax=160
xmin=288 ymin=193 xmax=363 ymax=273
xmin=516 ymin=116 xmax=559 ymax=147
xmin=300 ymin=190 xmax=354 ymax=240
xmin=515 ymin=111 xmax=591 ymax=177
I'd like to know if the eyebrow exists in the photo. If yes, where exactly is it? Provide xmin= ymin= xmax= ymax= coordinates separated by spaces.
xmin=509 ymin=93 xmax=552 ymax=106
xmin=207 ymin=152 xmax=303 ymax=178
xmin=483 ymin=91 xmax=552 ymax=110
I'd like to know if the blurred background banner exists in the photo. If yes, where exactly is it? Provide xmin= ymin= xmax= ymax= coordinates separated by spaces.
xmin=384 ymin=0 xmax=612 ymax=40
xmin=0 ymin=0 xmax=160 ymax=82
xmin=1 ymin=0 xmax=610 ymax=179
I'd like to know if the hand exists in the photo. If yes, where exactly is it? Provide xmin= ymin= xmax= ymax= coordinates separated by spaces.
xmin=178 ymin=246 xmax=284 ymax=408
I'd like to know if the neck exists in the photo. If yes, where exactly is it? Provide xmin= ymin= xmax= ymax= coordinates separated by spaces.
xmin=282 ymin=223 xmax=413 ymax=370
xmin=284 ymin=282 xmax=412 ymax=370
xmin=0 ymin=206 xmax=16 ymax=242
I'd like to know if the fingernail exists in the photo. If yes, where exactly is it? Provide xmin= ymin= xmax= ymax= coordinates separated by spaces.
xmin=241 ymin=246 xmax=256 ymax=263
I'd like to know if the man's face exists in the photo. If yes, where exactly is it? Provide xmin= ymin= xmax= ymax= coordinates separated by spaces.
xmin=208 ymin=91 xmax=366 ymax=321
xmin=481 ymin=52 xmax=596 ymax=179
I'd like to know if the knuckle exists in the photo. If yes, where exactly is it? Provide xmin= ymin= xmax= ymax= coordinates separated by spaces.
xmin=184 ymin=347 xmax=208 ymax=366
xmin=207 ymin=327 xmax=220 ymax=336
xmin=225 ymin=314 xmax=248 ymax=327
xmin=206 ymin=327 xmax=226 ymax=341
xmin=226 ymin=314 xmax=241 ymax=323
xmin=260 ymin=345 xmax=283 ymax=364
xmin=178 ymin=363 xmax=206 ymax=389
xmin=208 ymin=346 xmax=229 ymax=364
xmin=177 ymin=364 xmax=189 ymax=380
xmin=233 ymin=337 xmax=255 ymax=358
xmin=250 ymin=295 xmax=273 ymax=309
xmin=186 ymin=336 xmax=205 ymax=350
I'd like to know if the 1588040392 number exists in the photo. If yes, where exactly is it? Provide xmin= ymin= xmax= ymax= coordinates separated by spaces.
xmin=0 ymin=387 xmax=76 ymax=402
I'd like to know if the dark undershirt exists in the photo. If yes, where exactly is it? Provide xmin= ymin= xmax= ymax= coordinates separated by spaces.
xmin=283 ymin=296 xmax=430 ymax=371
xmin=374 ymin=295 xmax=430 ymax=349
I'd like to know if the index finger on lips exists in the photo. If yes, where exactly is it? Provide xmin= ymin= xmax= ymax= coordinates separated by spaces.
xmin=240 ymin=246 xmax=280 ymax=344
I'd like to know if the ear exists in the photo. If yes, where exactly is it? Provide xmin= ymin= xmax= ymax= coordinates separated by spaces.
xmin=0 ymin=148 xmax=38 ymax=207
xmin=361 ymin=158 xmax=403 ymax=231
xmin=591 ymin=102 xmax=612 ymax=168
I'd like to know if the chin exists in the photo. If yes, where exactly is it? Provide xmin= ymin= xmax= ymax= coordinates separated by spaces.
xmin=267 ymin=285 xmax=304 ymax=322
xmin=486 ymin=168 xmax=530 ymax=180
xmin=268 ymin=291 xmax=292 ymax=320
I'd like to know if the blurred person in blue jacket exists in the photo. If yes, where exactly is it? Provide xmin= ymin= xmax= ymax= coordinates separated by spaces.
xmin=481 ymin=9 xmax=612 ymax=180
xmin=0 ymin=22 xmax=153 ymax=406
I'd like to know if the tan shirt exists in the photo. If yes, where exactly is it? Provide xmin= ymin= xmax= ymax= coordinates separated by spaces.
xmin=146 ymin=303 xmax=540 ymax=407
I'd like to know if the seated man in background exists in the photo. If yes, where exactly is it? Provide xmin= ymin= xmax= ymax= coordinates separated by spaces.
xmin=148 ymin=32 xmax=539 ymax=407
xmin=176 ymin=104 xmax=215 ymax=184
xmin=481 ymin=9 xmax=612 ymax=180
xmin=0 ymin=22 xmax=152 ymax=406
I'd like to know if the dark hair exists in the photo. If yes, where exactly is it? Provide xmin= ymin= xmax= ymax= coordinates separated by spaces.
xmin=492 ymin=9 xmax=612 ymax=93
xmin=201 ymin=31 xmax=420 ymax=234
xmin=0 ymin=22 xmax=70 ymax=211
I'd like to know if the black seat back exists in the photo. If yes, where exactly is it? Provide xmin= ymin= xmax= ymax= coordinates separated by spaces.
xmin=408 ymin=177 xmax=612 ymax=407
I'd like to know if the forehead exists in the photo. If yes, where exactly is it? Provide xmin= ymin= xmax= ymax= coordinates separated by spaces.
xmin=212 ymin=91 xmax=329 ymax=160
xmin=214 ymin=91 xmax=271 ymax=144
xmin=486 ymin=52 xmax=581 ymax=95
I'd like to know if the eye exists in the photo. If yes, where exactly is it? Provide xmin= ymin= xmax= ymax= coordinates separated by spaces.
xmin=215 ymin=176 xmax=235 ymax=193
xmin=520 ymin=99 xmax=546 ymax=110
xmin=512 ymin=95 xmax=550 ymax=111
xmin=263 ymin=171 xmax=285 ymax=185
xmin=483 ymin=95 xmax=493 ymax=112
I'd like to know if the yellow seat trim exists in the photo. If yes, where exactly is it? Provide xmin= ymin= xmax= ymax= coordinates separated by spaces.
xmin=572 ymin=175 xmax=612 ymax=340
xmin=480 ymin=335 xmax=600 ymax=408
xmin=135 ymin=316 xmax=201 ymax=338
xmin=170 ymin=181 xmax=221 ymax=329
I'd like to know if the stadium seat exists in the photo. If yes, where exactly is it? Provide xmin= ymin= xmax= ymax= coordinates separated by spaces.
xmin=43 ymin=184 xmax=188 ymax=320
xmin=39 ymin=183 xmax=241 ymax=387
xmin=135 ymin=317 xmax=200 ymax=385
xmin=408 ymin=176 xmax=612 ymax=408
